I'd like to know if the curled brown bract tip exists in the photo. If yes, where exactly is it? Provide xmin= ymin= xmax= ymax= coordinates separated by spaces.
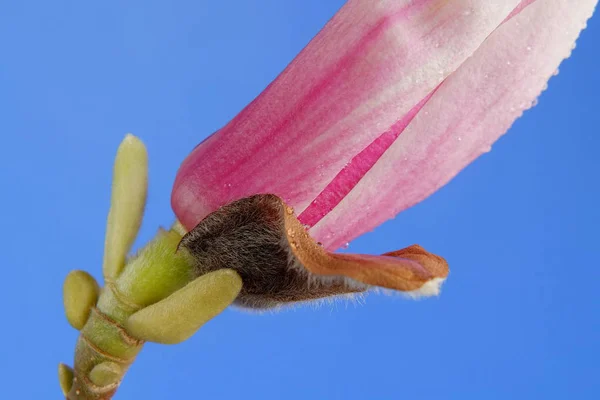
xmin=180 ymin=194 xmax=449 ymax=309
xmin=284 ymin=212 xmax=449 ymax=292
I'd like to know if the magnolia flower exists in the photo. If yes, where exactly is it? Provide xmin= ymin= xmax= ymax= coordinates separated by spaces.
xmin=60 ymin=1 xmax=596 ymax=398
xmin=172 ymin=0 xmax=597 ymax=307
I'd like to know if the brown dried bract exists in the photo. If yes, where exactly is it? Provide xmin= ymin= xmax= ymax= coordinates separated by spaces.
xmin=179 ymin=194 xmax=448 ymax=309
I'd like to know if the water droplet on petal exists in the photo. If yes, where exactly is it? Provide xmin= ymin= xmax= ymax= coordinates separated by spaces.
xmin=342 ymin=242 xmax=350 ymax=249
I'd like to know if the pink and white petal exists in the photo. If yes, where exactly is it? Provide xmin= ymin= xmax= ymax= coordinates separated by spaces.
xmin=172 ymin=0 xmax=521 ymax=230
xmin=311 ymin=0 xmax=597 ymax=250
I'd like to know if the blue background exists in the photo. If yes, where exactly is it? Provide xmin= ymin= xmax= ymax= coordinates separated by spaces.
xmin=1 ymin=2 xmax=598 ymax=399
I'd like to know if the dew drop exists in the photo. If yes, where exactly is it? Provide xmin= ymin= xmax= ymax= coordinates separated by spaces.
xmin=552 ymin=68 xmax=560 ymax=76
xmin=342 ymin=242 xmax=350 ymax=249
xmin=526 ymin=45 xmax=532 ymax=51
xmin=457 ymin=137 xmax=462 ymax=142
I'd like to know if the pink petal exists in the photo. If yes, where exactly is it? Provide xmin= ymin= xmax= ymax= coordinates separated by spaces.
xmin=172 ymin=1 xmax=523 ymax=230
xmin=311 ymin=0 xmax=597 ymax=250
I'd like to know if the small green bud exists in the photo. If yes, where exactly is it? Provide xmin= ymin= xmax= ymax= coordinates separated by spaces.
xmin=103 ymin=134 xmax=148 ymax=279
xmin=63 ymin=270 xmax=100 ymax=330
xmin=58 ymin=363 xmax=74 ymax=396
xmin=89 ymin=362 xmax=122 ymax=387
xmin=126 ymin=269 xmax=242 ymax=344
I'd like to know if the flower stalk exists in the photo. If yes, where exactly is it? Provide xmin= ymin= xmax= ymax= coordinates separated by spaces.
xmin=60 ymin=136 xmax=242 ymax=399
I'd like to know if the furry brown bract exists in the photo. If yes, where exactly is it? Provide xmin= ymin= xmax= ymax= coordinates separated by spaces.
xmin=179 ymin=194 xmax=449 ymax=309
xmin=179 ymin=194 xmax=364 ymax=308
